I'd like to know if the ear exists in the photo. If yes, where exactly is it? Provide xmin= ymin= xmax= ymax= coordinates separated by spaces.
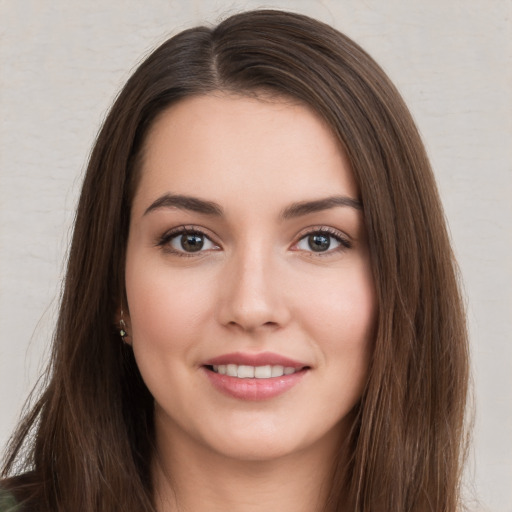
xmin=116 ymin=307 xmax=132 ymax=346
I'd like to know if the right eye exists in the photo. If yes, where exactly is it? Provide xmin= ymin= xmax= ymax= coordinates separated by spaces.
xmin=158 ymin=228 xmax=219 ymax=257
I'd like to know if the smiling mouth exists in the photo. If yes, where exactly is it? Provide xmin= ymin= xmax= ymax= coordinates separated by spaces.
xmin=205 ymin=364 xmax=307 ymax=379
xmin=202 ymin=360 xmax=310 ymax=400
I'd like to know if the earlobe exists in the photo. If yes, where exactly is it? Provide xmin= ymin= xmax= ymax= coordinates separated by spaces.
xmin=117 ymin=307 xmax=132 ymax=345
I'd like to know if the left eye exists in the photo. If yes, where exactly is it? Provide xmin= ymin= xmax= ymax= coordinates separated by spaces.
xmin=295 ymin=232 xmax=345 ymax=253
xmin=168 ymin=232 xmax=217 ymax=253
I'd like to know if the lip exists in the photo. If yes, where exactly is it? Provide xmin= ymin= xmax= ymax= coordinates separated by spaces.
xmin=201 ymin=352 xmax=310 ymax=401
xmin=203 ymin=351 xmax=308 ymax=369
xmin=202 ymin=367 xmax=308 ymax=400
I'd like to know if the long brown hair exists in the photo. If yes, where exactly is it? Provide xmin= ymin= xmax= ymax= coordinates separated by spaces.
xmin=2 ymin=10 xmax=469 ymax=512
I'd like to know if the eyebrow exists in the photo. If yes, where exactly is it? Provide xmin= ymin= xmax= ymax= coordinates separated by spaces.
xmin=143 ymin=193 xmax=362 ymax=218
xmin=144 ymin=194 xmax=224 ymax=216
xmin=280 ymin=195 xmax=362 ymax=219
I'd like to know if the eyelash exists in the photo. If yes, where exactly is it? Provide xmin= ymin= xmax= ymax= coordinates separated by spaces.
xmin=294 ymin=226 xmax=352 ymax=256
xmin=156 ymin=225 xmax=352 ymax=258
xmin=156 ymin=226 xmax=219 ymax=258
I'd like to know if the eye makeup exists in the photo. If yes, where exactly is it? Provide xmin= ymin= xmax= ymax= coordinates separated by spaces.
xmin=155 ymin=224 xmax=352 ymax=258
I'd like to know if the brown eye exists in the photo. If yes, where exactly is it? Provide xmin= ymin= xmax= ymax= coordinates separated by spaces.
xmin=307 ymin=233 xmax=331 ymax=252
xmin=162 ymin=229 xmax=218 ymax=255
xmin=179 ymin=233 xmax=205 ymax=252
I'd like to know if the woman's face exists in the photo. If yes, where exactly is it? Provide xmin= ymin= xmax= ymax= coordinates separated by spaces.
xmin=125 ymin=94 xmax=376 ymax=462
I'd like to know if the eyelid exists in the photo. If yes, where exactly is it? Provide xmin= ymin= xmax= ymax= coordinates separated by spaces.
xmin=291 ymin=226 xmax=352 ymax=255
xmin=156 ymin=225 xmax=221 ymax=257
xmin=156 ymin=224 xmax=352 ymax=258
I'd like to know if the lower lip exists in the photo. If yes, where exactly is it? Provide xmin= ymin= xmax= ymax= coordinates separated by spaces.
xmin=202 ymin=367 xmax=308 ymax=400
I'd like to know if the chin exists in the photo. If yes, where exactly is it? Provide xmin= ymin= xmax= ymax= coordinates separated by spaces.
xmin=196 ymin=415 xmax=343 ymax=465
xmin=209 ymin=435 xmax=305 ymax=463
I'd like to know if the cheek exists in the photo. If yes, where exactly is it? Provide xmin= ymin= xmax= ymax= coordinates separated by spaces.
xmin=124 ymin=260 xmax=218 ymax=412
xmin=302 ymin=262 xmax=376 ymax=341
xmin=297 ymin=261 xmax=376 ymax=388
xmin=125 ymin=259 xmax=215 ymax=355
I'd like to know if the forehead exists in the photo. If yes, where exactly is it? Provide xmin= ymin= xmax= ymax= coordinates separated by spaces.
xmin=132 ymin=93 xmax=358 ymax=215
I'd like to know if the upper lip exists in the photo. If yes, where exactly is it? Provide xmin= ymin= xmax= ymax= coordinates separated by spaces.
xmin=203 ymin=351 xmax=309 ymax=369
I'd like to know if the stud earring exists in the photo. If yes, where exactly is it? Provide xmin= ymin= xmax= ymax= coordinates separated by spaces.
xmin=119 ymin=309 xmax=128 ymax=341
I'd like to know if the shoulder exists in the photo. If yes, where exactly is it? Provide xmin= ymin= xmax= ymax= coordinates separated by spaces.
xmin=0 ymin=488 xmax=20 ymax=511
xmin=0 ymin=473 xmax=38 ymax=512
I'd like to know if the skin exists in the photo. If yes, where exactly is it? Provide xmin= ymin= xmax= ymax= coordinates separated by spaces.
xmin=124 ymin=93 xmax=376 ymax=511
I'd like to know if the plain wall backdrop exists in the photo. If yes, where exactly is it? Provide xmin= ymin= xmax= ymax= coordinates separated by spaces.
xmin=1 ymin=1 xmax=511 ymax=510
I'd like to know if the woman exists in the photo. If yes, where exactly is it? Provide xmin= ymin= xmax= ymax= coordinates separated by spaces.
xmin=1 ymin=9 xmax=469 ymax=512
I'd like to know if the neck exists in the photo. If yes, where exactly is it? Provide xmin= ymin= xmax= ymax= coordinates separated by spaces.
xmin=152 ymin=421 xmax=345 ymax=512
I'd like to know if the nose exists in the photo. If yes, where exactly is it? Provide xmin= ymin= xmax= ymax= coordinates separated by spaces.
xmin=216 ymin=244 xmax=291 ymax=333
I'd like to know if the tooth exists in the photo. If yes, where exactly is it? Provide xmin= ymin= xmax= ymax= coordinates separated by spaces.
xmin=211 ymin=363 xmax=300 ymax=378
xmin=271 ymin=365 xmax=284 ymax=377
xmin=237 ymin=365 xmax=255 ymax=378
xmin=254 ymin=365 xmax=272 ymax=378
xmin=226 ymin=364 xmax=238 ymax=377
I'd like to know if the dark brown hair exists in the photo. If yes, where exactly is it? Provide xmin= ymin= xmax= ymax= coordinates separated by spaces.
xmin=2 ymin=9 xmax=469 ymax=512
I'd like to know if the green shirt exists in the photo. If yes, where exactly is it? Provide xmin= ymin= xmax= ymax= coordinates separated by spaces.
xmin=0 ymin=489 xmax=19 ymax=512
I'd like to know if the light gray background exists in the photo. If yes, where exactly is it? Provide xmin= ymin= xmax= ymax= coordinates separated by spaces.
xmin=0 ymin=1 xmax=510 ymax=511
